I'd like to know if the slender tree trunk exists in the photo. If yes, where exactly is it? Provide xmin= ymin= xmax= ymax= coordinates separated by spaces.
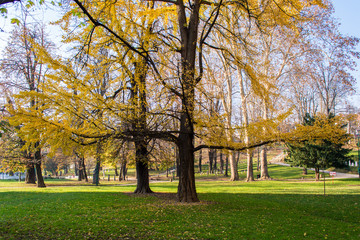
xmin=208 ymin=149 xmax=213 ymax=174
xmin=198 ymin=149 xmax=202 ymax=173
xmin=229 ymin=152 xmax=239 ymax=181
xmin=114 ymin=165 xmax=119 ymax=176
xmin=74 ymin=161 xmax=78 ymax=176
xmin=303 ymin=167 xmax=308 ymax=175
xmin=93 ymin=160 xmax=100 ymax=185
xmin=237 ymin=67 xmax=251 ymax=182
xmin=78 ymin=157 xmax=83 ymax=181
xmin=246 ymin=150 xmax=254 ymax=182
xmin=315 ymin=167 xmax=320 ymax=181
xmin=260 ymin=103 xmax=270 ymax=179
xmin=119 ymin=165 xmax=123 ymax=181
xmin=214 ymin=150 xmax=217 ymax=173
xmin=257 ymin=148 xmax=260 ymax=171
xmin=93 ymin=142 xmax=101 ymax=186
xmin=82 ymin=157 xmax=88 ymax=182
xmin=260 ymin=147 xmax=270 ymax=179
xmin=220 ymin=152 xmax=224 ymax=174
xmin=225 ymin=155 xmax=229 ymax=177
xmin=121 ymin=162 xmax=127 ymax=180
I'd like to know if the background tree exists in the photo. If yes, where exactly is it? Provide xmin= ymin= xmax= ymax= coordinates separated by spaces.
xmin=0 ymin=19 xmax=54 ymax=187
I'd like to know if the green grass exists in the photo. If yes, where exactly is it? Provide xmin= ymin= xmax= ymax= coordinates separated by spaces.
xmin=1 ymin=178 xmax=359 ymax=239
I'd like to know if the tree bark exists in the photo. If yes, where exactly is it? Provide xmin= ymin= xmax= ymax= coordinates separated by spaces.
xmin=303 ymin=167 xmax=308 ymax=175
xmin=25 ymin=163 xmax=36 ymax=184
xmin=177 ymin=117 xmax=198 ymax=202
xmin=257 ymin=148 xmax=260 ymax=171
xmin=34 ymin=148 xmax=46 ymax=188
xmin=35 ymin=162 xmax=46 ymax=187
xmin=229 ymin=152 xmax=239 ymax=181
xmin=238 ymin=67 xmax=251 ymax=182
xmin=176 ymin=146 xmax=180 ymax=178
xmin=315 ymin=167 xmax=320 ymax=181
xmin=119 ymin=161 xmax=127 ymax=181
xmin=0 ymin=0 xmax=19 ymax=6
xmin=198 ymin=149 xmax=202 ymax=173
xmin=208 ymin=149 xmax=214 ymax=174
xmin=260 ymin=147 xmax=270 ymax=179
xmin=134 ymin=139 xmax=152 ymax=194
xmin=220 ymin=151 xmax=224 ymax=174
xmin=114 ymin=165 xmax=119 ymax=176
xmin=213 ymin=150 xmax=217 ymax=173
xmin=78 ymin=157 xmax=83 ymax=181
xmin=225 ymin=155 xmax=229 ymax=177
xmin=177 ymin=90 xmax=198 ymax=202
xmin=81 ymin=157 xmax=88 ymax=182
xmin=246 ymin=150 xmax=254 ymax=182
xmin=93 ymin=143 xmax=101 ymax=185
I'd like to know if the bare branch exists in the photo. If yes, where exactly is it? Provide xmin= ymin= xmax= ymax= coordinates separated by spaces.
xmin=0 ymin=0 xmax=19 ymax=6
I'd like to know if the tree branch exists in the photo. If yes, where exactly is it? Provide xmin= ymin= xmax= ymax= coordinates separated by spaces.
xmin=0 ymin=0 xmax=19 ymax=6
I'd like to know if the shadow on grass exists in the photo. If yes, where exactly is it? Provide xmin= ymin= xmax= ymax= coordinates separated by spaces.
xmin=1 ymin=186 xmax=359 ymax=240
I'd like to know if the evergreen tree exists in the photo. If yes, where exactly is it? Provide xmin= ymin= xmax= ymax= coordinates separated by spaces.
xmin=286 ymin=113 xmax=351 ymax=180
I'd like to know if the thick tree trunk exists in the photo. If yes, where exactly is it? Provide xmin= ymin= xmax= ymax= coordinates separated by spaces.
xmin=130 ymin=56 xmax=152 ymax=193
xmin=229 ymin=152 xmax=239 ymax=181
xmin=177 ymin=109 xmax=199 ymax=202
xmin=246 ymin=150 xmax=254 ymax=182
xmin=35 ymin=163 xmax=46 ymax=188
xmin=134 ymin=140 xmax=152 ymax=194
xmin=34 ymin=148 xmax=46 ymax=188
xmin=25 ymin=163 xmax=36 ymax=184
xmin=260 ymin=147 xmax=270 ymax=179
xmin=77 ymin=156 xmax=88 ymax=182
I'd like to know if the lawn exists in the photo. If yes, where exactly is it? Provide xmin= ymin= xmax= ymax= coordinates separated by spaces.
xmin=1 ymin=177 xmax=359 ymax=239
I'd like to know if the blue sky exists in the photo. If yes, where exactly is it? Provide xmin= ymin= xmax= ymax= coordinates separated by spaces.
xmin=332 ymin=0 xmax=360 ymax=105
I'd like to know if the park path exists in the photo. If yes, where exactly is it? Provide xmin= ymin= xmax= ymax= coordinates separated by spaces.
xmin=270 ymin=153 xmax=359 ymax=179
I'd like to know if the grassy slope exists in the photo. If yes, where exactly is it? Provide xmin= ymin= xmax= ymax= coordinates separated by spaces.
xmin=1 ymin=178 xmax=359 ymax=240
